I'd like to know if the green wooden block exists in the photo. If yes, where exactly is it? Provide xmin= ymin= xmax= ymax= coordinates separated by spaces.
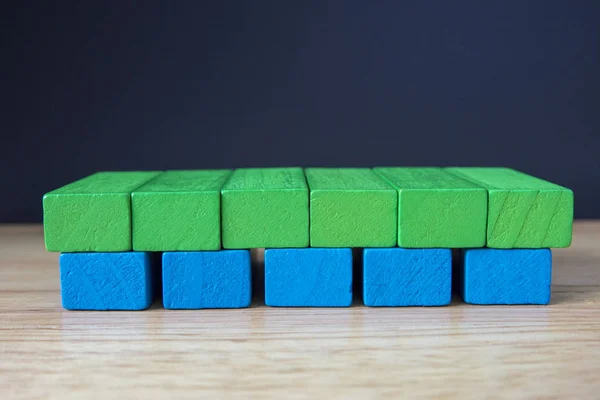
xmin=43 ymin=171 xmax=162 ymax=252
xmin=131 ymin=170 xmax=232 ymax=251
xmin=221 ymin=168 xmax=309 ymax=249
xmin=305 ymin=168 xmax=397 ymax=247
xmin=373 ymin=167 xmax=487 ymax=248
xmin=446 ymin=167 xmax=573 ymax=248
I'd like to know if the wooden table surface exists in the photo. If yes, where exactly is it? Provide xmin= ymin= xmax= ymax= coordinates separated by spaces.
xmin=1 ymin=222 xmax=599 ymax=400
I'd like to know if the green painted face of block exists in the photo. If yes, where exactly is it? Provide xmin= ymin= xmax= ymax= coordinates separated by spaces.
xmin=132 ymin=192 xmax=221 ymax=251
xmin=131 ymin=170 xmax=231 ymax=251
xmin=446 ymin=167 xmax=573 ymax=248
xmin=43 ymin=171 xmax=162 ymax=252
xmin=222 ymin=190 xmax=309 ymax=248
xmin=44 ymin=193 xmax=131 ymax=252
xmin=221 ymin=168 xmax=309 ymax=248
xmin=374 ymin=167 xmax=488 ymax=248
xmin=399 ymin=189 xmax=487 ymax=248
xmin=305 ymin=168 xmax=397 ymax=247
xmin=310 ymin=191 xmax=397 ymax=247
xmin=487 ymin=189 xmax=573 ymax=248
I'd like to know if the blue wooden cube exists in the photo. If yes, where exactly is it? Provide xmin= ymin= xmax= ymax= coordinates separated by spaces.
xmin=60 ymin=252 xmax=157 ymax=310
xmin=162 ymin=250 xmax=251 ymax=309
xmin=265 ymin=248 xmax=352 ymax=307
xmin=363 ymin=248 xmax=452 ymax=306
xmin=460 ymin=248 xmax=552 ymax=305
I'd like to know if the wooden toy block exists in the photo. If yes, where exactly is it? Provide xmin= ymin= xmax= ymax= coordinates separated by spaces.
xmin=363 ymin=248 xmax=452 ymax=306
xmin=221 ymin=168 xmax=309 ymax=248
xmin=264 ymin=248 xmax=353 ymax=307
xmin=373 ymin=167 xmax=487 ymax=248
xmin=305 ymin=168 xmax=397 ymax=247
xmin=59 ymin=252 xmax=158 ymax=310
xmin=446 ymin=167 xmax=573 ymax=248
xmin=131 ymin=170 xmax=231 ymax=251
xmin=162 ymin=250 xmax=251 ymax=309
xmin=458 ymin=248 xmax=552 ymax=305
xmin=43 ymin=171 xmax=162 ymax=252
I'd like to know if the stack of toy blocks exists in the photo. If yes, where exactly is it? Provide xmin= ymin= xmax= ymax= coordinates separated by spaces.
xmin=43 ymin=167 xmax=573 ymax=310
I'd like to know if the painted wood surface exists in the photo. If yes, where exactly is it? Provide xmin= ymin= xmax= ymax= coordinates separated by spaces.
xmin=132 ymin=170 xmax=231 ymax=251
xmin=447 ymin=167 xmax=573 ymax=248
xmin=43 ymin=171 xmax=162 ymax=252
xmin=305 ymin=168 xmax=397 ymax=247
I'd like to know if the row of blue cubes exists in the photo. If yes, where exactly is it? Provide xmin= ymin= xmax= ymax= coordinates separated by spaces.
xmin=59 ymin=248 xmax=552 ymax=310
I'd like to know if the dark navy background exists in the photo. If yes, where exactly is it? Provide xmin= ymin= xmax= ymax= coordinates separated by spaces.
xmin=2 ymin=1 xmax=598 ymax=222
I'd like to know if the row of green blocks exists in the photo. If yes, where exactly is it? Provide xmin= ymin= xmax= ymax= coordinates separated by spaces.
xmin=43 ymin=167 xmax=573 ymax=252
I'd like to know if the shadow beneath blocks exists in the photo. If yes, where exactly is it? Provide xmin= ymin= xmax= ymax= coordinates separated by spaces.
xmin=149 ymin=252 xmax=164 ymax=310
xmin=250 ymin=248 xmax=265 ymax=307
xmin=352 ymin=248 xmax=364 ymax=306
xmin=450 ymin=249 xmax=465 ymax=306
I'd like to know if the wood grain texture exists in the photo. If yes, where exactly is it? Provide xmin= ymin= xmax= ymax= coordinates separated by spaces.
xmin=459 ymin=248 xmax=552 ymax=305
xmin=162 ymin=250 xmax=251 ymax=309
xmin=131 ymin=170 xmax=231 ymax=251
xmin=363 ymin=248 xmax=451 ymax=306
xmin=373 ymin=167 xmax=487 ymax=248
xmin=60 ymin=252 xmax=157 ymax=310
xmin=446 ymin=167 xmax=573 ymax=248
xmin=221 ymin=168 xmax=309 ymax=248
xmin=305 ymin=168 xmax=397 ymax=247
xmin=264 ymin=248 xmax=353 ymax=307
xmin=43 ymin=171 xmax=162 ymax=252
xmin=1 ymin=222 xmax=600 ymax=400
